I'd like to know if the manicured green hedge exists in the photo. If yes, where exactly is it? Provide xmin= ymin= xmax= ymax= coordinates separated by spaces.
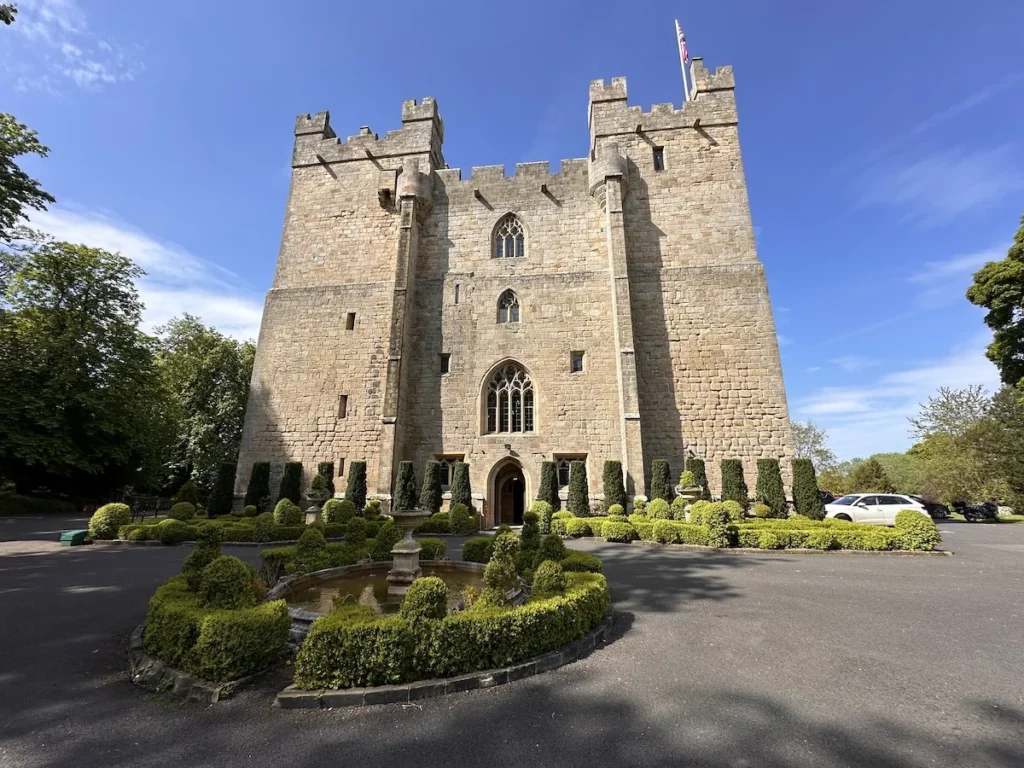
xmin=144 ymin=576 xmax=289 ymax=683
xmin=89 ymin=503 xmax=131 ymax=540
xmin=461 ymin=537 xmax=494 ymax=563
xmin=293 ymin=572 xmax=609 ymax=689
xmin=117 ymin=517 xmax=351 ymax=545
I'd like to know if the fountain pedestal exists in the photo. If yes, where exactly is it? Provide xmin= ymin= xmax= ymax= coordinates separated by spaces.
xmin=387 ymin=508 xmax=431 ymax=599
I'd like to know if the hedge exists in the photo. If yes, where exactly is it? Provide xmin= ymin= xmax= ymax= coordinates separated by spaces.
xmin=649 ymin=459 xmax=674 ymax=502
xmin=720 ymin=459 xmax=748 ymax=507
xmin=602 ymin=460 xmax=628 ymax=512
xmin=244 ymin=462 xmax=271 ymax=510
xmin=450 ymin=461 xmax=473 ymax=510
xmin=344 ymin=461 xmax=368 ymax=513
xmin=88 ymin=503 xmax=131 ymax=540
xmin=537 ymin=461 xmax=561 ymax=515
xmin=755 ymin=459 xmax=786 ymax=519
xmin=144 ymin=576 xmax=289 ymax=683
xmin=207 ymin=462 xmax=237 ymax=518
xmin=278 ymin=462 xmax=302 ymax=504
xmin=567 ymin=461 xmax=590 ymax=517
xmin=461 ymin=537 xmax=494 ymax=564
xmin=117 ymin=517 xmax=351 ymax=545
xmin=419 ymin=461 xmax=443 ymax=515
xmin=792 ymin=458 xmax=825 ymax=520
xmin=293 ymin=572 xmax=609 ymax=689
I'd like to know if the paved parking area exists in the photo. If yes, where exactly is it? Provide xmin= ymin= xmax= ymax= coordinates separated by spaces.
xmin=1 ymin=517 xmax=1022 ymax=768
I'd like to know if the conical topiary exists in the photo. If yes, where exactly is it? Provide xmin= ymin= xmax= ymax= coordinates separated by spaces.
xmin=686 ymin=457 xmax=711 ymax=501
xmin=419 ymin=460 xmax=443 ymax=514
xmin=278 ymin=462 xmax=302 ymax=504
xmin=207 ymin=462 xmax=236 ymax=517
xmin=243 ymin=462 xmax=270 ymax=510
xmin=450 ymin=461 xmax=473 ymax=511
xmin=720 ymin=459 xmax=748 ymax=507
xmin=650 ymin=459 xmax=674 ymax=502
xmin=393 ymin=461 xmax=418 ymax=512
xmin=345 ymin=460 xmax=367 ymax=512
xmin=567 ymin=460 xmax=590 ymax=517
xmin=602 ymin=460 xmax=627 ymax=512
xmin=755 ymin=458 xmax=787 ymax=518
xmin=537 ymin=461 xmax=560 ymax=512
xmin=792 ymin=458 xmax=825 ymax=520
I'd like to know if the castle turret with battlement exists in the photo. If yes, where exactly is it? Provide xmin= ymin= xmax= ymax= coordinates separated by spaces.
xmin=236 ymin=58 xmax=794 ymax=524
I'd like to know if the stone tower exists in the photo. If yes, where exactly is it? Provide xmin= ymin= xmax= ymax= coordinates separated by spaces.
xmin=235 ymin=58 xmax=794 ymax=523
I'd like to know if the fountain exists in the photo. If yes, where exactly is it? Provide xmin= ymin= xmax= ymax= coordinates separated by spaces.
xmin=386 ymin=506 xmax=432 ymax=598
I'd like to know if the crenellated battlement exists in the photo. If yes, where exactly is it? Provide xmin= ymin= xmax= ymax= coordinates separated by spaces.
xmin=292 ymin=98 xmax=444 ymax=170
xmin=433 ymin=158 xmax=589 ymax=188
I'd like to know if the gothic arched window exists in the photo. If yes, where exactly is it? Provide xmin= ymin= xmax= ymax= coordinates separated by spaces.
xmin=497 ymin=289 xmax=520 ymax=324
xmin=494 ymin=214 xmax=525 ymax=259
xmin=486 ymin=363 xmax=534 ymax=434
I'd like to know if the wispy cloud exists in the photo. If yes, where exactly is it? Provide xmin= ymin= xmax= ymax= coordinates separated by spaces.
xmin=28 ymin=208 xmax=263 ymax=340
xmin=908 ymin=244 xmax=1006 ymax=308
xmin=793 ymin=333 xmax=1000 ymax=459
xmin=4 ymin=0 xmax=141 ymax=92
xmin=777 ymin=333 xmax=793 ymax=347
xmin=857 ymin=144 xmax=1024 ymax=225
xmin=828 ymin=355 xmax=880 ymax=373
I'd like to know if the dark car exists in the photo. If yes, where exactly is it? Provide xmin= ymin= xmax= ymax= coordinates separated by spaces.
xmin=908 ymin=495 xmax=950 ymax=520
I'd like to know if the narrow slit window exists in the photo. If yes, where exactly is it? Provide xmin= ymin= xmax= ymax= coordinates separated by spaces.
xmin=653 ymin=146 xmax=665 ymax=172
xmin=571 ymin=351 xmax=585 ymax=373
xmin=338 ymin=458 xmax=345 ymax=476
xmin=338 ymin=395 xmax=348 ymax=419
xmin=454 ymin=284 xmax=460 ymax=304
xmin=440 ymin=353 xmax=450 ymax=374
xmin=345 ymin=313 xmax=356 ymax=331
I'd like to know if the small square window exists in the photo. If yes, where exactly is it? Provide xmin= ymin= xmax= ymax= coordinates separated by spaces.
xmin=337 ymin=394 xmax=348 ymax=419
xmin=653 ymin=147 xmax=665 ymax=172
xmin=570 ymin=351 xmax=585 ymax=373
xmin=345 ymin=313 xmax=356 ymax=331
xmin=440 ymin=353 xmax=450 ymax=374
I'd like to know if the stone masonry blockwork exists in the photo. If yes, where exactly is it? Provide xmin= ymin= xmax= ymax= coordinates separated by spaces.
xmin=235 ymin=58 xmax=794 ymax=524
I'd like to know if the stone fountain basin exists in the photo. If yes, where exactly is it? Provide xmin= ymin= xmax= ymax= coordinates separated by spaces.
xmin=264 ymin=561 xmax=487 ymax=644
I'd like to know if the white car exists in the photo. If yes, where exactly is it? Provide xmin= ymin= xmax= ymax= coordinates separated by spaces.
xmin=824 ymin=493 xmax=927 ymax=525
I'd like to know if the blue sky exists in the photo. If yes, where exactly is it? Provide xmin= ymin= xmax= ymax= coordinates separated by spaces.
xmin=3 ymin=0 xmax=1022 ymax=459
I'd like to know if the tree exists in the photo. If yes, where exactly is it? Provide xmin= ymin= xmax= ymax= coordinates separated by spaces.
xmin=649 ymin=459 xmax=674 ymax=502
xmin=1 ymin=116 xmax=55 ymax=242
xmin=154 ymin=314 xmax=254 ymax=495
xmin=1 ymin=5 xmax=16 ymax=25
xmin=419 ymin=460 xmax=442 ymax=514
xmin=686 ymin=457 xmax=712 ymax=501
xmin=278 ymin=462 xmax=302 ymax=504
xmin=243 ymin=462 xmax=270 ymax=510
xmin=0 ymin=233 xmax=174 ymax=496
xmin=392 ymin=461 xmax=417 ymax=512
xmin=537 ymin=460 xmax=560 ymax=512
xmin=720 ymin=459 xmax=748 ymax=506
xmin=344 ymin=461 xmax=367 ymax=512
xmin=870 ymin=452 xmax=928 ymax=496
xmin=847 ymin=458 xmax=895 ymax=493
xmin=791 ymin=420 xmax=837 ymax=471
xmin=601 ymin=460 xmax=627 ymax=512
xmin=567 ymin=460 xmax=590 ymax=517
xmin=206 ymin=462 xmax=236 ymax=517
xmin=755 ymin=459 xmax=787 ymax=518
xmin=450 ymin=461 xmax=472 ymax=510
xmin=966 ymin=215 xmax=1024 ymax=385
xmin=909 ymin=385 xmax=991 ymax=439
xmin=791 ymin=458 xmax=825 ymax=520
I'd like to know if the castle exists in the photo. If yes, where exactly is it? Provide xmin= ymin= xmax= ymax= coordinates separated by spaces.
xmin=235 ymin=58 xmax=794 ymax=527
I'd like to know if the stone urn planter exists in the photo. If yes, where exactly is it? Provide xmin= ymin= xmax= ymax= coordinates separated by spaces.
xmin=304 ymin=482 xmax=329 ymax=525
xmin=387 ymin=507 xmax=431 ymax=599
xmin=675 ymin=486 xmax=703 ymax=504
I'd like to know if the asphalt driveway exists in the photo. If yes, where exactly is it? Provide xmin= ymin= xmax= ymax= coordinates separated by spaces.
xmin=1 ymin=518 xmax=1022 ymax=768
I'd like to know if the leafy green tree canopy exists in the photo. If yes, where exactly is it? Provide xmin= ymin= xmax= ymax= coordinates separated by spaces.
xmin=791 ymin=420 xmax=837 ymax=472
xmin=1 ymin=115 xmax=55 ymax=241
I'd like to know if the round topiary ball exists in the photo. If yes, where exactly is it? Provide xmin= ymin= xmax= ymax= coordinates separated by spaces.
xmin=156 ymin=518 xmax=193 ymax=545
xmin=88 ymin=503 xmax=131 ymax=540
xmin=722 ymin=500 xmax=746 ymax=522
xmin=532 ymin=560 xmax=567 ymax=596
xmin=894 ymin=509 xmax=941 ymax=551
xmin=168 ymin=502 xmax=196 ymax=521
xmin=607 ymin=503 xmax=625 ymax=517
xmin=648 ymin=498 xmax=671 ymax=520
xmin=533 ymin=533 xmax=566 ymax=568
xmin=198 ymin=555 xmax=256 ymax=609
xmin=345 ymin=516 xmax=367 ymax=545
xmin=243 ymin=505 xmax=259 ymax=518
xmin=182 ymin=542 xmax=222 ymax=591
xmin=400 ymin=576 xmax=449 ymax=620
xmin=296 ymin=527 xmax=327 ymax=556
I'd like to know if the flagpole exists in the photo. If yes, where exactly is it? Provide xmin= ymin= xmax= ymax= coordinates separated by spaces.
xmin=675 ymin=19 xmax=691 ymax=102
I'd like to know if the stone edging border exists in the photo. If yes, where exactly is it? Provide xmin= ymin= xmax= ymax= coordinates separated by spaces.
xmin=275 ymin=610 xmax=615 ymax=710
xmin=623 ymin=539 xmax=952 ymax=556
xmin=127 ymin=623 xmax=265 ymax=704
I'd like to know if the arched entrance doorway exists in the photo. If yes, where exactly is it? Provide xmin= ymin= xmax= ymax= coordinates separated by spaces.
xmin=492 ymin=460 xmax=526 ymax=526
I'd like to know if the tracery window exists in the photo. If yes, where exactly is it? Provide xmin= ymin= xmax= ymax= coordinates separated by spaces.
xmin=494 ymin=214 xmax=525 ymax=259
xmin=497 ymin=290 xmax=520 ymax=324
xmin=485 ymin=363 xmax=534 ymax=434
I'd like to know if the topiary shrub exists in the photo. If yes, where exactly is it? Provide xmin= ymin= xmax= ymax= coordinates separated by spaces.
xmin=602 ymin=521 xmax=637 ymax=542
xmin=174 ymin=480 xmax=199 ymax=506
xmin=253 ymin=512 xmax=275 ymax=542
xmin=756 ymin=458 xmax=787 ymax=519
xmin=207 ymin=462 xmax=237 ymax=518
xmin=182 ymin=543 xmax=222 ymax=591
xmin=532 ymin=560 xmax=567 ymax=596
xmin=567 ymin=460 xmax=590 ymax=517
xmin=482 ymin=533 xmax=520 ymax=605
xmin=416 ymin=538 xmax=447 ymax=560
xmin=370 ymin=520 xmax=403 ymax=560
xmin=364 ymin=498 xmax=382 ymax=517
xmin=753 ymin=503 xmax=771 ymax=519
xmin=419 ymin=461 xmax=443 ymax=514
xmin=125 ymin=526 xmax=151 ymax=542
xmin=686 ymin=458 xmax=712 ymax=501
xmin=792 ymin=458 xmax=825 ymax=520
xmin=296 ymin=527 xmax=327 ymax=558
xmin=521 ymin=509 xmax=541 ymax=548
xmin=704 ymin=504 xmax=730 ymax=548
xmin=323 ymin=498 xmax=354 ymax=524
xmin=344 ymin=461 xmax=367 ymax=513
xmin=462 ymin=537 xmax=494 ymax=563
xmin=688 ymin=500 xmax=711 ymax=525
xmin=648 ymin=498 xmax=672 ymax=520
xmin=278 ymin=462 xmax=302 ymax=504
xmin=195 ymin=521 xmax=225 ymax=546
xmin=401 ymin=577 xmax=448 ymax=621
xmin=533 ymin=532 xmax=566 ymax=568
xmin=895 ymin=510 xmax=941 ymax=551
xmin=650 ymin=459 xmax=674 ymax=502
xmin=565 ymin=518 xmax=592 ymax=537
xmin=670 ymin=497 xmax=688 ymax=521
xmin=345 ymin=516 xmax=367 ymax=545
xmin=587 ymin=518 xmax=606 ymax=537
xmin=243 ymin=504 xmax=258 ymax=518
xmin=450 ymin=461 xmax=473 ymax=511
xmin=168 ymin=501 xmax=197 ymax=521
xmin=633 ymin=496 xmax=648 ymax=516
xmin=602 ymin=460 xmax=628 ymax=512
xmin=317 ymin=461 xmax=336 ymax=497
xmin=89 ymin=503 xmax=131 ymax=540
xmin=537 ymin=461 xmax=561 ymax=514
xmin=392 ymin=461 xmax=417 ymax=512
xmin=448 ymin=503 xmax=477 ymax=535
xmin=653 ymin=519 xmax=680 ymax=544
xmin=243 ymin=462 xmax=271 ymax=511
xmin=607 ymin=503 xmax=624 ymax=517
xmin=679 ymin=469 xmax=696 ymax=488
xmin=157 ymin=518 xmax=194 ymax=545
xmin=721 ymin=459 xmax=748 ymax=507
xmin=272 ymin=498 xmax=293 ymax=524
xmin=722 ymin=500 xmax=746 ymax=522
xmin=530 ymin=500 xmax=554 ymax=535
xmin=198 ymin=556 xmax=256 ymax=609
